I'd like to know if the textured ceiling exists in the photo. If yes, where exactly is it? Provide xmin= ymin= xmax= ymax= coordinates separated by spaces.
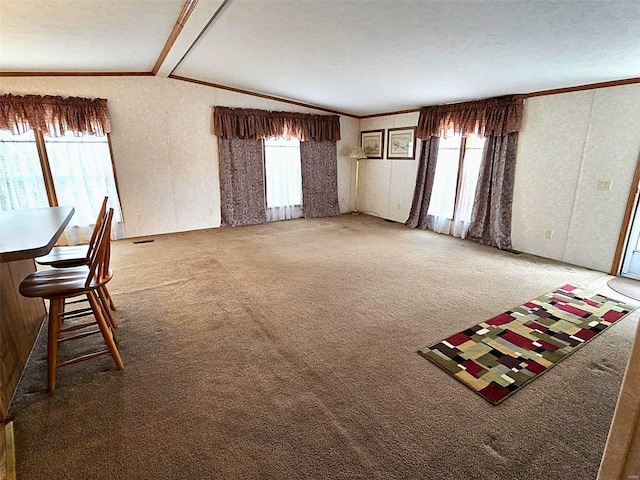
xmin=174 ymin=0 xmax=640 ymax=115
xmin=0 ymin=0 xmax=184 ymax=72
xmin=1 ymin=0 xmax=639 ymax=116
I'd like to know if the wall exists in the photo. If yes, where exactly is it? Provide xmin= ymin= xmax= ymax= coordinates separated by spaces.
xmin=597 ymin=317 xmax=640 ymax=479
xmin=513 ymin=84 xmax=640 ymax=272
xmin=358 ymin=112 xmax=421 ymax=223
xmin=3 ymin=77 xmax=639 ymax=272
xmin=358 ymin=83 xmax=640 ymax=272
xmin=0 ymin=76 xmax=360 ymax=238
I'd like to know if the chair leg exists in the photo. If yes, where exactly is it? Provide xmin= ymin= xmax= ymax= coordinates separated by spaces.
xmin=47 ymin=298 xmax=63 ymax=392
xmin=87 ymin=291 xmax=123 ymax=370
xmin=103 ymin=286 xmax=116 ymax=310
xmin=97 ymin=286 xmax=118 ymax=329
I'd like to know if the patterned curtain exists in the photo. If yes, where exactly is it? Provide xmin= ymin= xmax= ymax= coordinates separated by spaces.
xmin=213 ymin=107 xmax=340 ymax=142
xmin=467 ymin=133 xmax=518 ymax=249
xmin=405 ymin=137 xmax=439 ymax=229
xmin=0 ymin=94 xmax=111 ymax=137
xmin=299 ymin=140 xmax=340 ymax=219
xmin=213 ymin=106 xmax=341 ymax=225
xmin=217 ymin=138 xmax=267 ymax=227
xmin=415 ymin=95 xmax=524 ymax=140
xmin=409 ymin=95 xmax=524 ymax=248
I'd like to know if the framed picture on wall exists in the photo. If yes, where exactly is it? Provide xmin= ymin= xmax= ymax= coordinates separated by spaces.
xmin=361 ymin=129 xmax=385 ymax=159
xmin=387 ymin=127 xmax=416 ymax=160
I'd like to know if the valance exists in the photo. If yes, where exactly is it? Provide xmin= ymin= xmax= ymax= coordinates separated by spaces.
xmin=213 ymin=107 xmax=341 ymax=142
xmin=0 ymin=94 xmax=112 ymax=137
xmin=415 ymin=95 xmax=525 ymax=139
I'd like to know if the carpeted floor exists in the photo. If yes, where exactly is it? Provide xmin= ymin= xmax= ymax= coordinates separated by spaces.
xmin=10 ymin=215 xmax=639 ymax=480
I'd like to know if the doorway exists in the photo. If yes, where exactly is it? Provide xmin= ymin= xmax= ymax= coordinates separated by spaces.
xmin=613 ymin=152 xmax=640 ymax=276
xmin=621 ymin=199 xmax=640 ymax=279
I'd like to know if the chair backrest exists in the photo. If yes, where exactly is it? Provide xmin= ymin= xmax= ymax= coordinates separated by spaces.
xmin=86 ymin=208 xmax=114 ymax=288
xmin=85 ymin=197 xmax=109 ymax=260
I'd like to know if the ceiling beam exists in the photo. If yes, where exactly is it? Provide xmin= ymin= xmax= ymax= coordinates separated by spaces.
xmin=152 ymin=0 xmax=199 ymax=75
xmin=153 ymin=0 xmax=230 ymax=78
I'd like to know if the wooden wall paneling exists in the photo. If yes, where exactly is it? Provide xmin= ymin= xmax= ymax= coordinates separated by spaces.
xmin=0 ymin=260 xmax=46 ymax=421
xmin=0 ymin=421 xmax=5 ymax=480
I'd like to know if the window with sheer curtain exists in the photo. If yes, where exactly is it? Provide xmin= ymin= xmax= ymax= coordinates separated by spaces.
xmin=263 ymin=137 xmax=303 ymax=222
xmin=427 ymin=134 xmax=485 ymax=238
xmin=45 ymin=133 xmax=124 ymax=243
xmin=0 ymin=129 xmax=49 ymax=210
xmin=0 ymin=129 xmax=124 ymax=244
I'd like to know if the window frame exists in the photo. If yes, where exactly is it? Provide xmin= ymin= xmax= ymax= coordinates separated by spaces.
xmin=452 ymin=137 xmax=467 ymax=218
xmin=10 ymin=129 xmax=122 ymax=214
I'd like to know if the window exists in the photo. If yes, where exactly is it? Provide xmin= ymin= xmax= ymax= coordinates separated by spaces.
xmin=263 ymin=137 xmax=303 ymax=221
xmin=45 ymin=133 xmax=124 ymax=242
xmin=427 ymin=134 xmax=486 ymax=238
xmin=0 ymin=129 xmax=124 ymax=244
xmin=0 ymin=130 xmax=49 ymax=210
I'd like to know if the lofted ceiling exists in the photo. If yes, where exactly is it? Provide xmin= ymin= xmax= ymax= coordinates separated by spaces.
xmin=1 ymin=0 xmax=639 ymax=116
xmin=0 ymin=0 xmax=185 ymax=72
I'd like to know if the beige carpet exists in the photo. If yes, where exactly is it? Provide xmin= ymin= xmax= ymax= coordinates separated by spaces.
xmin=10 ymin=215 xmax=639 ymax=480
xmin=607 ymin=276 xmax=640 ymax=301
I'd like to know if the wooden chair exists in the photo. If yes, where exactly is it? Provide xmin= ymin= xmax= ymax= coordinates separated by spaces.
xmin=20 ymin=208 xmax=123 ymax=392
xmin=36 ymin=197 xmax=108 ymax=268
xmin=35 ymin=197 xmax=117 ymax=324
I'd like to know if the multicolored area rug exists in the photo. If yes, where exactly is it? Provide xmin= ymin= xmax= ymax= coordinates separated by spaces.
xmin=419 ymin=285 xmax=637 ymax=404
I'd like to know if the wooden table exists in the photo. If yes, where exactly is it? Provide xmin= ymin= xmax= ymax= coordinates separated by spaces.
xmin=0 ymin=206 xmax=74 ymax=420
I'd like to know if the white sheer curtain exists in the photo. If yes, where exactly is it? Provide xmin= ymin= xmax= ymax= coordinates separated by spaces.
xmin=451 ymin=135 xmax=485 ymax=238
xmin=426 ymin=134 xmax=485 ymax=239
xmin=264 ymin=137 xmax=303 ymax=222
xmin=0 ymin=129 xmax=50 ymax=210
xmin=45 ymin=132 xmax=124 ymax=244
xmin=427 ymin=135 xmax=460 ymax=233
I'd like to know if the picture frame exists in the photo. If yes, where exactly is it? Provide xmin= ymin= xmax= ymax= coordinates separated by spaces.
xmin=387 ymin=127 xmax=417 ymax=160
xmin=360 ymin=129 xmax=385 ymax=159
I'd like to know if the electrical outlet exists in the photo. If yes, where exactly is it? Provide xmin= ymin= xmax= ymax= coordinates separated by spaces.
xmin=545 ymin=229 xmax=554 ymax=239
xmin=598 ymin=179 xmax=612 ymax=191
